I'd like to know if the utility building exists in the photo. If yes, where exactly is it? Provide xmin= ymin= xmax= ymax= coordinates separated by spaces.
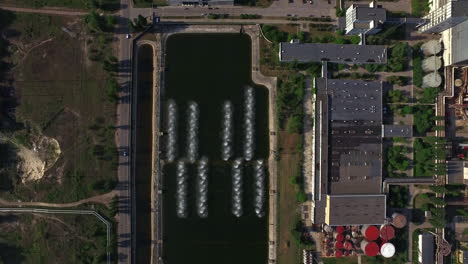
xmin=312 ymin=78 xmax=386 ymax=226
xmin=418 ymin=0 xmax=468 ymax=34
xmin=344 ymin=1 xmax=387 ymax=35
xmin=279 ymin=43 xmax=387 ymax=64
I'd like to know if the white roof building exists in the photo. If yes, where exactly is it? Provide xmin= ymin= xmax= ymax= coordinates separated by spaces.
xmin=344 ymin=1 xmax=387 ymax=35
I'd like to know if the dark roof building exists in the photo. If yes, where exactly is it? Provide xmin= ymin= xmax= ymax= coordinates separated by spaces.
xmin=312 ymin=78 xmax=386 ymax=226
xmin=382 ymin=125 xmax=413 ymax=137
xmin=326 ymin=195 xmax=386 ymax=225
xmin=279 ymin=43 xmax=387 ymax=64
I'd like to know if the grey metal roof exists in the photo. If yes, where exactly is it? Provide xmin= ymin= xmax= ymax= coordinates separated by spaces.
xmin=382 ymin=125 xmax=413 ymax=137
xmin=317 ymin=78 xmax=383 ymax=195
xmin=418 ymin=233 xmax=435 ymax=264
xmin=279 ymin=43 xmax=387 ymax=64
xmin=355 ymin=6 xmax=387 ymax=23
xmin=326 ymin=195 xmax=386 ymax=226
xmin=452 ymin=19 xmax=468 ymax=66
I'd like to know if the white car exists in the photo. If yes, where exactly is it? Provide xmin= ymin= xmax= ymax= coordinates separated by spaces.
xmin=126 ymin=34 xmax=132 ymax=39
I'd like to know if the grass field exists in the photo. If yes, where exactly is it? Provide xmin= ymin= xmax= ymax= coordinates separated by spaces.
xmin=0 ymin=0 xmax=120 ymax=11
xmin=0 ymin=12 xmax=118 ymax=202
xmin=276 ymin=130 xmax=303 ymax=264
xmin=0 ymin=212 xmax=109 ymax=263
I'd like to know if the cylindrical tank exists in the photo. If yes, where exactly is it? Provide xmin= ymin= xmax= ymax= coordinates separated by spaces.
xmin=336 ymin=226 xmax=345 ymax=233
xmin=334 ymin=233 xmax=344 ymax=242
xmin=421 ymin=40 xmax=442 ymax=55
xmin=343 ymin=250 xmax=350 ymax=256
xmin=324 ymin=224 xmax=333 ymax=233
xmin=335 ymin=249 xmax=343 ymax=258
xmin=422 ymin=72 xmax=442 ymax=88
xmin=380 ymin=243 xmax=396 ymax=258
xmin=422 ymin=56 xmax=442 ymax=72
xmin=380 ymin=225 xmax=395 ymax=241
xmin=362 ymin=225 xmax=379 ymax=241
xmin=361 ymin=240 xmax=380 ymax=257
xmin=343 ymin=241 xmax=353 ymax=250
xmin=455 ymin=79 xmax=463 ymax=87
xmin=345 ymin=234 xmax=351 ymax=240
xmin=334 ymin=241 xmax=343 ymax=249
xmin=352 ymin=231 xmax=358 ymax=237
xmin=391 ymin=213 xmax=407 ymax=228
xmin=325 ymin=250 xmax=332 ymax=257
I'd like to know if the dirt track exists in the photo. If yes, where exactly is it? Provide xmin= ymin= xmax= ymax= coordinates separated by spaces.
xmin=0 ymin=190 xmax=116 ymax=208
xmin=0 ymin=5 xmax=86 ymax=16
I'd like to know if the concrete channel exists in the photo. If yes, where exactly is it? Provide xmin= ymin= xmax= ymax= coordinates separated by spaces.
xmin=133 ymin=23 xmax=278 ymax=263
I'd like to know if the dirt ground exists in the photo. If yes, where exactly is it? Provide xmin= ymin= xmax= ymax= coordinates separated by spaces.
xmin=0 ymin=213 xmax=108 ymax=263
xmin=0 ymin=12 xmax=117 ymax=203
xmin=277 ymin=130 xmax=303 ymax=264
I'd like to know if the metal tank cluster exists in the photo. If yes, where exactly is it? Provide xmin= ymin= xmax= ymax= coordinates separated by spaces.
xmin=321 ymin=213 xmax=407 ymax=259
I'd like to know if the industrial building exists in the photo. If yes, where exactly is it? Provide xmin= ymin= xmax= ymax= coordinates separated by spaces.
xmin=441 ymin=19 xmax=468 ymax=66
xmin=311 ymin=77 xmax=413 ymax=227
xmin=418 ymin=0 xmax=468 ymax=34
xmin=418 ymin=233 xmax=435 ymax=264
xmin=312 ymin=78 xmax=387 ymax=226
xmin=344 ymin=1 xmax=387 ymax=35
xmin=278 ymin=43 xmax=387 ymax=64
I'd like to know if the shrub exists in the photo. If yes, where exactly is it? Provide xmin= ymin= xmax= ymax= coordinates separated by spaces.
xmin=296 ymin=191 xmax=307 ymax=203
xmin=286 ymin=115 xmax=303 ymax=134
xmin=386 ymin=76 xmax=409 ymax=86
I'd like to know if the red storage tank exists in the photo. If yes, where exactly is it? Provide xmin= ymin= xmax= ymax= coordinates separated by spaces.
xmin=343 ymin=241 xmax=353 ymax=250
xmin=361 ymin=240 xmax=380 ymax=257
xmin=334 ymin=233 xmax=344 ymax=242
xmin=336 ymin=226 xmax=345 ymax=233
xmin=362 ymin=225 xmax=379 ymax=241
xmin=334 ymin=241 xmax=343 ymax=249
xmin=326 ymin=250 xmax=332 ymax=257
xmin=343 ymin=250 xmax=349 ymax=256
xmin=335 ymin=249 xmax=343 ymax=258
xmin=380 ymin=225 xmax=395 ymax=241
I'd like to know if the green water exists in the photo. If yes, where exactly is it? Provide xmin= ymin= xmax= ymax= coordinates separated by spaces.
xmin=162 ymin=33 xmax=269 ymax=264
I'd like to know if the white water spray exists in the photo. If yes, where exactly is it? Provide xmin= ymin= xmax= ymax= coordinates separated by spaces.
xmin=196 ymin=157 xmax=209 ymax=218
xmin=231 ymin=158 xmax=243 ymax=217
xmin=243 ymin=87 xmax=255 ymax=161
xmin=254 ymin=159 xmax=266 ymax=218
xmin=167 ymin=100 xmax=177 ymax=162
xmin=221 ymin=101 xmax=234 ymax=161
xmin=186 ymin=101 xmax=199 ymax=163
xmin=176 ymin=161 xmax=188 ymax=218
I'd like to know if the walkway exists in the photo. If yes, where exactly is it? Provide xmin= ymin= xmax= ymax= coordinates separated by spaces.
xmin=0 ymin=190 xmax=116 ymax=208
xmin=302 ymin=76 xmax=314 ymax=197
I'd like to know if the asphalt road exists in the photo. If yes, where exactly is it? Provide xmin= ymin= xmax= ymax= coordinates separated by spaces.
xmin=116 ymin=0 xmax=133 ymax=263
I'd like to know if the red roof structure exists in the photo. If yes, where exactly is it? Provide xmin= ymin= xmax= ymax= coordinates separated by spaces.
xmin=343 ymin=241 xmax=353 ymax=250
xmin=336 ymin=226 xmax=345 ymax=233
xmin=362 ymin=225 xmax=379 ymax=241
xmin=335 ymin=250 xmax=343 ymax=258
xmin=335 ymin=241 xmax=343 ymax=249
xmin=362 ymin=241 xmax=380 ymax=257
xmin=334 ymin=233 xmax=344 ymax=242
xmin=380 ymin=225 xmax=395 ymax=241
